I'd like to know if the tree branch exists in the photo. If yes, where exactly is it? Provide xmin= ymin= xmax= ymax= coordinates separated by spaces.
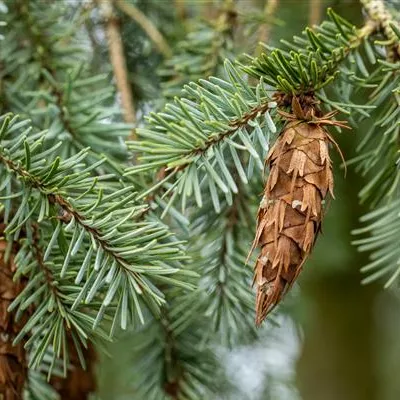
xmin=361 ymin=0 xmax=400 ymax=58
xmin=100 ymin=0 xmax=137 ymax=128
xmin=31 ymin=225 xmax=97 ymax=399
xmin=309 ymin=0 xmax=322 ymax=26
xmin=258 ymin=0 xmax=279 ymax=48
xmin=0 ymin=153 xmax=145 ymax=291
xmin=189 ymin=101 xmax=272 ymax=160
xmin=12 ymin=1 xmax=131 ymax=154
xmin=174 ymin=0 xmax=186 ymax=22
xmin=115 ymin=0 xmax=172 ymax=58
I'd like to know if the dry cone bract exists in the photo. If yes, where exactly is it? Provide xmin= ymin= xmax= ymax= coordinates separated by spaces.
xmin=0 ymin=224 xmax=27 ymax=399
xmin=251 ymin=100 xmax=346 ymax=325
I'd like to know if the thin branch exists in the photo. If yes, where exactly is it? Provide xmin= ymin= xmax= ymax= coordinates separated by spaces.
xmin=206 ymin=0 xmax=237 ymax=77
xmin=257 ymin=0 xmax=279 ymax=50
xmin=31 ymin=224 xmax=58 ymax=298
xmin=160 ymin=312 xmax=181 ymax=399
xmin=174 ymin=0 xmax=186 ymax=22
xmin=0 ymin=154 xmax=145 ymax=291
xmin=16 ymin=1 xmax=128 ymax=146
xmin=190 ymin=101 xmax=272 ymax=159
xmin=133 ymin=100 xmax=273 ymax=221
xmin=100 ymin=0 xmax=137 ymax=128
xmin=309 ymin=0 xmax=322 ymax=27
xmin=361 ymin=0 xmax=400 ymax=58
xmin=31 ymin=224 xmax=98 ymax=394
xmin=115 ymin=0 xmax=172 ymax=58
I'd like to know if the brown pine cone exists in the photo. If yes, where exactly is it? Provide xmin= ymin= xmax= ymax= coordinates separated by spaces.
xmin=250 ymin=98 xmax=347 ymax=325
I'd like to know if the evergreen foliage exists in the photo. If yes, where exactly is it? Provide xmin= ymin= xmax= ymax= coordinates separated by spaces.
xmin=0 ymin=112 xmax=191 ymax=373
xmin=159 ymin=2 xmax=237 ymax=99
xmin=0 ymin=0 xmax=399 ymax=398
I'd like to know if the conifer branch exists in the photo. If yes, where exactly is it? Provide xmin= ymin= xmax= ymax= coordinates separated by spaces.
xmin=30 ymin=225 xmax=98 ymax=391
xmin=189 ymin=101 xmax=272 ymax=160
xmin=159 ymin=0 xmax=237 ymax=99
xmin=128 ymin=10 xmax=375 ymax=213
xmin=0 ymin=114 xmax=192 ymax=373
xmin=15 ymin=229 xmax=96 ymax=376
xmin=1 ymin=0 xmax=131 ymax=161
xmin=350 ymin=51 xmax=400 ymax=286
xmin=126 ymin=60 xmax=276 ymax=178
xmin=189 ymin=176 xmax=258 ymax=343
xmin=0 ymin=135 xmax=189 ymax=315
xmin=129 ymin=295 xmax=221 ymax=399
xmin=246 ymin=9 xmax=377 ymax=92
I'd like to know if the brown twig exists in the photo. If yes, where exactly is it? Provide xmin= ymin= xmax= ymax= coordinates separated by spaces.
xmin=309 ymin=0 xmax=322 ymax=26
xmin=115 ymin=0 xmax=172 ymax=58
xmin=160 ymin=312 xmax=181 ymax=399
xmin=257 ymin=0 xmax=279 ymax=51
xmin=100 ymin=0 xmax=136 ymax=129
xmin=0 ymin=153 xmax=145 ymax=291
xmin=174 ymin=0 xmax=186 ymax=22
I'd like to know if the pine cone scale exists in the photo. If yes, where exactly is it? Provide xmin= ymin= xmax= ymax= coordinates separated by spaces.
xmin=0 ymin=224 xmax=27 ymax=400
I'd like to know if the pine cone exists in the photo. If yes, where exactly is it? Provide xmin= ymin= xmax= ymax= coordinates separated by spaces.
xmin=0 ymin=224 xmax=28 ymax=400
xmin=250 ymin=99 xmax=346 ymax=325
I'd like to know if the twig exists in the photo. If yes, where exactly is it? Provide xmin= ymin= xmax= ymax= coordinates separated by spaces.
xmin=0 ymin=154 xmax=145 ymax=291
xmin=309 ymin=0 xmax=322 ymax=26
xmin=31 ymin=225 xmax=98 ymax=399
xmin=115 ymin=0 xmax=172 ymax=58
xmin=361 ymin=0 xmax=400 ymax=58
xmin=100 ymin=0 xmax=136 ymax=129
xmin=257 ymin=0 xmax=279 ymax=54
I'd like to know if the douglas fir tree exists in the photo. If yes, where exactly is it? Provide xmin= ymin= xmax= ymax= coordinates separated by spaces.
xmin=0 ymin=0 xmax=399 ymax=399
